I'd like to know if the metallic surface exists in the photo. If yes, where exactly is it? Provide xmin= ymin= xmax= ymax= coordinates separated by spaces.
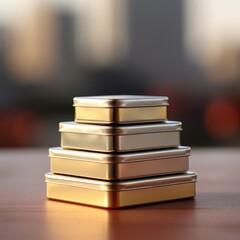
xmin=75 ymin=107 xmax=113 ymax=123
xmin=45 ymin=172 xmax=196 ymax=208
xmin=60 ymin=121 xmax=182 ymax=152
xmin=73 ymin=95 xmax=169 ymax=108
xmin=61 ymin=132 xmax=114 ymax=152
xmin=75 ymin=106 xmax=167 ymax=124
xmin=49 ymin=146 xmax=190 ymax=180
xmin=59 ymin=121 xmax=182 ymax=135
xmin=73 ymin=95 xmax=168 ymax=124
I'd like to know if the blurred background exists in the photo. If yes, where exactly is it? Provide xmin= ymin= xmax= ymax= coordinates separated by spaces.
xmin=0 ymin=0 xmax=240 ymax=148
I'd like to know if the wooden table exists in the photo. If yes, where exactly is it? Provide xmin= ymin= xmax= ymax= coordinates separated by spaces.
xmin=0 ymin=148 xmax=240 ymax=240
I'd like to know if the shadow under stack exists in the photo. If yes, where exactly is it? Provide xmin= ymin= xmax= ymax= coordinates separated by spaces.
xmin=45 ymin=95 xmax=197 ymax=208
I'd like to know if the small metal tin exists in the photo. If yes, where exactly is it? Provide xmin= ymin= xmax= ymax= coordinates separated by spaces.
xmin=73 ymin=95 xmax=168 ymax=124
xmin=49 ymin=146 xmax=190 ymax=180
xmin=59 ymin=121 xmax=182 ymax=152
xmin=45 ymin=171 xmax=197 ymax=208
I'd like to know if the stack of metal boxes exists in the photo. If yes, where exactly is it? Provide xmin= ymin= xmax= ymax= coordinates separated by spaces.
xmin=45 ymin=95 xmax=197 ymax=208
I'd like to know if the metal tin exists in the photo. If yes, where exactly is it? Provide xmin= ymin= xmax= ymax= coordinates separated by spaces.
xmin=73 ymin=95 xmax=168 ymax=124
xmin=49 ymin=146 xmax=190 ymax=180
xmin=59 ymin=121 xmax=182 ymax=152
xmin=45 ymin=171 xmax=197 ymax=208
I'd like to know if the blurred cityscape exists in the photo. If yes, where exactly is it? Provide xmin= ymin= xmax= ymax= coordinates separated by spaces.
xmin=0 ymin=0 xmax=240 ymax=147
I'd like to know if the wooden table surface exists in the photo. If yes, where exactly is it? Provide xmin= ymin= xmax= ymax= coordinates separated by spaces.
xmin=0 ymin=148 xmax=240 ymax=240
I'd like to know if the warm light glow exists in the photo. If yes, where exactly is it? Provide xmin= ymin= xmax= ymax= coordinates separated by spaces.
xmin=185 ymin=0 xmax=240 ymax=63
xmin=184 ymin=0 xmax=240 ymax=84
xmin=204 ymin=99 xmax=239 ymax=139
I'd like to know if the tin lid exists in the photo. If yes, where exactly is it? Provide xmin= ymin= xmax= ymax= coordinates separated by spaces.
xmin=45 ymin=171 xmax=197 ymax=191
xmin=49 ymin=146 xmax=190 ymax=163
xmin=73 ymin=95 xmax=169 ymax=108
xmin=59 ymin=121 xmax=182 ymax=135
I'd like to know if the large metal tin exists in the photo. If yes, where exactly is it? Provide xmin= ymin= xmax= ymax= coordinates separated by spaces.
xmin=49 ymin=146 xmax=190 ymax=180
xmin=73 ymin=95 xmax=168 ymax=124
xmin=59 ymin=121 xmax=182 ymax=152
xmin=46 ymin=171 xmax=197 ymax=208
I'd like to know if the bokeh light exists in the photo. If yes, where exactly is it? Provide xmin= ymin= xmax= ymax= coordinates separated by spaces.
xmin=204 ymin=99 xmax=239 ymax=139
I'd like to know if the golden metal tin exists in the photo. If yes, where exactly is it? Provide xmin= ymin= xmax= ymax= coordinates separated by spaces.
xmin=59 ymin=121 xmax=182 ymax=152
xmin=45 ymin=171 xmax=197 ymax=208
xmin=49 ymin=146 xmax=190 ymax=180
xmin=73 ymin=95 xmax=168 ymax=124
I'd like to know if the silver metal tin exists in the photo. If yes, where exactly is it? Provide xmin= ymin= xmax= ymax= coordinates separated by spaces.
xmin=49 ymin=146 xmax=190 ymax=180
xmin=46 ymin=171 xmax=197 ymax=208
xmin=59 ymin=121 xmax=182 ymax=152
xmin=73 ymin=95 xmax=169 ymax=124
